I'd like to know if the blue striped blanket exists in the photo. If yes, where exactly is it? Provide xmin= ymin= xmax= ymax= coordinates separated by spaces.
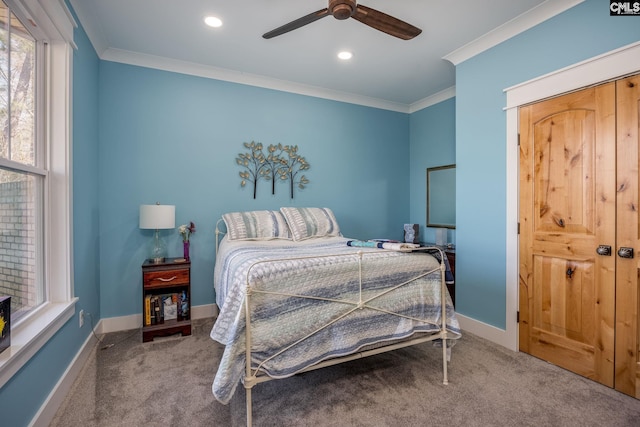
xmin=210 ymin=236 xmax=460 ymax=404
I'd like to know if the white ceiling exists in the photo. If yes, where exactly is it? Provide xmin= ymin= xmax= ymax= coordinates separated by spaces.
xmin=69 ymin=0 xmax=577 ymax=111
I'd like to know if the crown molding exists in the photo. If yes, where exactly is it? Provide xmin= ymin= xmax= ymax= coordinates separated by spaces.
xmin=101 ymin=48 xmax=411 ymax=113
xmin=69 ymin=0 xmax=109 ymax=55
xmin=443 ymin=0 xmax=584 ymax=66
xmin=73 ymin=1 xmax=582 ymax=113
xmin=409 ymin=87 xmax=456 ymax=113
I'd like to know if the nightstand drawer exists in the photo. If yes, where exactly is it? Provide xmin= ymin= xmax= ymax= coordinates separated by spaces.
xmin=144 ymin=269 xmax=189 ymax=288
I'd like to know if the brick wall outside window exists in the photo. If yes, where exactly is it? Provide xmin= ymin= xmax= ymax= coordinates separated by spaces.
xmin=0 ymin=179 xmax=36 ymax=318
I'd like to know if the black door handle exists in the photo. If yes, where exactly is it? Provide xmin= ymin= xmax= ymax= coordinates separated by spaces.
xmin=596 ymin=245 xmax=611 ymax=256
xmin=618 ymin=247 xmax=634 ymax=259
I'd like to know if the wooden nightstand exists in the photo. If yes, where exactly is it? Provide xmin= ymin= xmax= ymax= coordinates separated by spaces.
xmin=142 ymin=257 xmax=192 ymax=342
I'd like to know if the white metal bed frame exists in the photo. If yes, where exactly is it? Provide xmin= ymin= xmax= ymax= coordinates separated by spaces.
xmin=214 ymin=220 xmax=453 ymax=427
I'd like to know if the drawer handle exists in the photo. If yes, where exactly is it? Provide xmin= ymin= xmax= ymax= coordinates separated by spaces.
xmin=156 ymin=276 xmax=177 ymax=282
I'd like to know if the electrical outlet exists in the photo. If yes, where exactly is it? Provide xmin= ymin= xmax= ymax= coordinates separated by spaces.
xmin=79 ymin=309 xmax=84 ymax=328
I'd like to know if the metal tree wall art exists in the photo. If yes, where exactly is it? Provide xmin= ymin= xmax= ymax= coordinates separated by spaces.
xmin=278 ymin=144 xmax=310 ymax=199
xmin=236 ymin=141 xmax=267 ymax=199
xmin=236 ymin=141 xmax=310 ymax=199
xmin=265 ymin=144 xmax=286 ymax=195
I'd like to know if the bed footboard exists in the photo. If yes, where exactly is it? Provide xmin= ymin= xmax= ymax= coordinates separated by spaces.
xmin=240 ymin=247 xmax=453 ymax=427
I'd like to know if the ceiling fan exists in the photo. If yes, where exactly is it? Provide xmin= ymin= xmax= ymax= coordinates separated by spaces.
xmin=262 ymin=0 xmax=422 ymax=40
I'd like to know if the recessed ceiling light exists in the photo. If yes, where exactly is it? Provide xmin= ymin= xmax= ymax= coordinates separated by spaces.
xmin=337 ymin=51 xmax=353 ymax=60
xmin=204 ymin=16 xmax=223 ymax=28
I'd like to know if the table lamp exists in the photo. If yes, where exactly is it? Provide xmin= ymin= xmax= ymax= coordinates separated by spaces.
xmin=139 ymin=203 xmax=175 ymax=263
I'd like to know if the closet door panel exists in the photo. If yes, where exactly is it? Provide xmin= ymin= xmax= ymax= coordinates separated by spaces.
xmin=615 ymin=74 xmax=640 ymax=398
xmin=519 ymin=83 xmax=616 ymax=386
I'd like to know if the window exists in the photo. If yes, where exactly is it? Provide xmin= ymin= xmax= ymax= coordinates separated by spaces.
xmin=0 ymin=0 xmax=75 ymax=389
xmin=0 ymin=0 xmax=44 ymax=322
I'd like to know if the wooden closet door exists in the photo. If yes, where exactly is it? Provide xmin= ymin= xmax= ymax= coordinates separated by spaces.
xmin=519 ymin=82 xmax=617 ymax=386
xmin=615 ymin=74 xmax=640 ymax=398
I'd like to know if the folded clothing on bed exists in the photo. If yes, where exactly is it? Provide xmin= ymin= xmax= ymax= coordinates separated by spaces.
xmin=346 ymin=240 xmax=420 ymax=251
xmin=346 ymin=240 xmax=453 ymax=284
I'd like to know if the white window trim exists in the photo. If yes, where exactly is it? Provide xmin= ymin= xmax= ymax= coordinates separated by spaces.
xmin=0 ymin=0 xmax=77 ymax=389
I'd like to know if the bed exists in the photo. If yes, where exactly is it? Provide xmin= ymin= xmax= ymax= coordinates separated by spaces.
xmin=210 ymin=208 xmax=461 ymax=426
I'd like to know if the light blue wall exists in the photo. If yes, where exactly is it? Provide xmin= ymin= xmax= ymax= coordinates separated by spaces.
xmin=0 ymin=6 xmax=101 ymax=426
xmin=455 ymin=0 xmax=640 ymax=327
xmin=97 ymin=62 xmax=410 ymax=317
xmin=72 ymin=16 xmax=101 ymax=324
xmin=409 ymin=98 xmax=455 ymax=244
xmin=9 ymin=1 xmax=640 ymax=424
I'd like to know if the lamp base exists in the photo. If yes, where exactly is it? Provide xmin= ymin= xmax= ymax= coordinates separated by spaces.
xmin=150 ymin=229 xmax=167 ymax=264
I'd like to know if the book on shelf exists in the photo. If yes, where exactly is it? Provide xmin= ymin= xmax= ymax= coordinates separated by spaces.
xmin=150 ymin=296 xmax=156 ymax=325
xmin=144 ymin=295 xmax=151 ymax=326
xmin=148 ymin=295 xmax=163 ymax=325
xmin=155 ymin=295 xmax=163 ymax=324
xmin=178 ymin=290 xmax=189 ymax=320
xmin=145 ymin=292 xmax=188 ymax=326
xmin=162 ymin=294 xmax=178 ymax=321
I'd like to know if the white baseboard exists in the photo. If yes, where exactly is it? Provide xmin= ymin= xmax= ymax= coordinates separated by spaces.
xmin=29 ymin=331 xmax=99 ymax=427
xmin=192 ymin=303 xmax=219 ymax=320
xmin=98 ymin=303 xmax=219 ymax=333
xmin=29 ymin=303 xmax=219 ymax=427
xmin=456 ymin=313 xmax=516 ymax=351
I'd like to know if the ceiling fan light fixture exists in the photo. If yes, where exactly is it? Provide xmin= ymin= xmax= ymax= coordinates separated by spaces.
xmin=337 ymin=51 xmax=353 ymax=60
xmin=204 ymin=16 xmax=223 ymax=28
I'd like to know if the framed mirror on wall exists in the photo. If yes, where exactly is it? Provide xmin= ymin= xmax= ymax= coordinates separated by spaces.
xmin=427 ymin=164 xmax=456 ymax=229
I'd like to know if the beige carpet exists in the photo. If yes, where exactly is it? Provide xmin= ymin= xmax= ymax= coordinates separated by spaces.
xmin=51 ymin=317 xmax=640 ymax=426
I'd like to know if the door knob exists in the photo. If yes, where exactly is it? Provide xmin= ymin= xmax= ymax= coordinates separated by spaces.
xmin=596 ymin=245 xmax=612 ymax=256
xmin=617 ymin=247 xmax=634 ymax=259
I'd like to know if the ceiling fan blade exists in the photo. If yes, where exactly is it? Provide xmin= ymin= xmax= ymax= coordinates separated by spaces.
xmin=263 ymin=8 xmax=331 ymax=39
xmin=352 ymin=5 xmax=422 ymax=40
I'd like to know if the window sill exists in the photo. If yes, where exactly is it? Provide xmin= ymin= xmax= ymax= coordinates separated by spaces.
xmin=0 ymin=298 xmax=78 ymax=389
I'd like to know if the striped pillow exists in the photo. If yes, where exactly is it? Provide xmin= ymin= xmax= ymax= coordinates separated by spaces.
xmin=280 ymin=207 xmax=341 ymax=241
xmin=222 ymin=210 xmax=291 ymax=240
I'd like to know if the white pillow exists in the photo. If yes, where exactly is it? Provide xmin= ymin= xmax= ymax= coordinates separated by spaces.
xmin=222 ymin=210 xmax=291 ymax=240
xmin=280 ymin=207 xmax=340 ymax=241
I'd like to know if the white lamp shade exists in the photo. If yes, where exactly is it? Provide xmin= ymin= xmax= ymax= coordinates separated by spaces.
xmin=139 ymin=204 xmax=175 ymax=229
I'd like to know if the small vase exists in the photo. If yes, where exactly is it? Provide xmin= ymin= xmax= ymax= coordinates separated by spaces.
xmin=183 ymin=241 xmax=190 ymax=261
